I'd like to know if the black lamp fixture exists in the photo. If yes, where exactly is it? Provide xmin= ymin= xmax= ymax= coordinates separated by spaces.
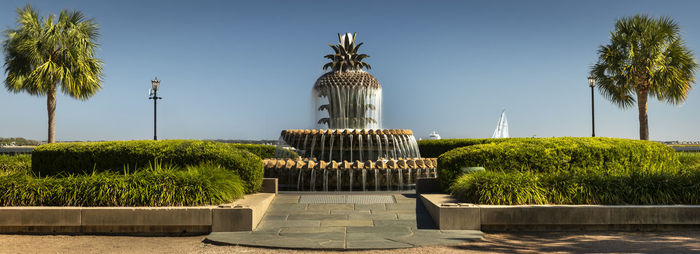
xmin=149 ymin=77 xmax=162 ymax=140
xmin=588 ymin=76 xmax=596 ymax=137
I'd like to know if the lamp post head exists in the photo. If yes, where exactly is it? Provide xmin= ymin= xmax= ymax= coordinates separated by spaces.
xmin=151 ymin=77 xmax=161 ymax=91
xmin=588 ymin=76 xmax=596 ymax=88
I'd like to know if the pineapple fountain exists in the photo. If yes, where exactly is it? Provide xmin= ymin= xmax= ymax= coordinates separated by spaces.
xmin=265 ymin=33 xmax=437 ymax=191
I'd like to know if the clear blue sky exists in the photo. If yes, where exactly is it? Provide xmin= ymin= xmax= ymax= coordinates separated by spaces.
xmin=1 ymin=0 xmax=699 ymax=141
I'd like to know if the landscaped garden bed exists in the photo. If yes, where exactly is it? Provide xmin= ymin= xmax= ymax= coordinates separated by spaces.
xmin=0 ymin=140 xmax=280 ymax=206
xmin=0 ymin=141 xmax=279 ymax=234
xmin=417 ymin=137 xmax=700 ymax=231
xmin=428 ymin=137 xmax=700 ymax=205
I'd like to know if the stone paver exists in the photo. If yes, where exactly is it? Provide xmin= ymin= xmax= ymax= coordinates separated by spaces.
xmin=287 ymin=214 xmax=347 ymax=220
xmin=348 ymin=213 xmax=397 ymax=220
xmin=331 ymin=209 xmax=370 ymax=215
xmin=306 ymin=203 xmax=354 ymax=210
xmin=204 ymin=193 xmax=483 ymax=250
xmin=321 ymin=219 xmax=374 ymax=227
xmin=355 ymin=203 xmax=386 ymax=210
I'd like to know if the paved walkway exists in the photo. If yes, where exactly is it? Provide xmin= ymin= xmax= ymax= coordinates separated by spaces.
xmin=4 ymin=231 xmax=700 ymax=253
xmin=205 ymin=193 xmax=482 ymax=250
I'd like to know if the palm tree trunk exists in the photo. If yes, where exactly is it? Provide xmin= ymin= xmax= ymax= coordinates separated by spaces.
xmin=636 ymin=88 xmax=649 ymax=140
xmin=47 ymin=85 xmax=57 ymax=143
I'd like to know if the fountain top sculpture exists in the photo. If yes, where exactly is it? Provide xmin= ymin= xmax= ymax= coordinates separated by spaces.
xmin=314 ymin=33 xmax=382 ymax=130
xmin=322 ymin=32 xmax=371 ymax=73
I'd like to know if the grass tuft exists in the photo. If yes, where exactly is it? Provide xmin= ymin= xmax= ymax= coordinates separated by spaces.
xmin=678 ymin=152 xmax=700 ymax=171
xmin=0 ymin=161 xmax=244 ymax=206
xmin=0 ymin=154 xmax=31 ymax=176
xmin=451 ymin=166 xmax=700 ymax=205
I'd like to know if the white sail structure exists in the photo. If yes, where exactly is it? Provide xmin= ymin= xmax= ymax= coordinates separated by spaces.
xmin=492 ymin=109 xmax=509 ymax=138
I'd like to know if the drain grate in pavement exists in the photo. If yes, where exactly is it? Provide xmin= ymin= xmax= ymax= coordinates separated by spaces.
xmin=299 ymin=195 xmax=346 ymax=204
xmin=299 ymin=195 xmax=395 ymax=204
xmin=346 ymin=195 xmax=395 ymax=204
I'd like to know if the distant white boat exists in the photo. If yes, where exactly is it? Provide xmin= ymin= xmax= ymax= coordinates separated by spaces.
xmin=492 ymin=109 xmax=509 ymax=138
xmin=428 ymin=130 xmax=441 ymax=140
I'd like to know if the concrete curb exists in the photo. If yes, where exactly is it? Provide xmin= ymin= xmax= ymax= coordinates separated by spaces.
xmin=420 ymin=194 xmax=700 ymax=231
xmin=0 ymin=179 xmax=277 ymax=235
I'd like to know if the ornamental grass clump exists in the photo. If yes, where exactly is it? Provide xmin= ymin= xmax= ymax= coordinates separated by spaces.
xmin=450 ymin=166 xmax=700 ymax=205
xmin=449 ymin=170 xmax=547 ymax=205
xmin=678 ymin=152 xmax=700 ymax=171
xmin=0 ymin=154 xmax=31 ymax=175
xmin=0 ymin=161 xmax=244 ymax=206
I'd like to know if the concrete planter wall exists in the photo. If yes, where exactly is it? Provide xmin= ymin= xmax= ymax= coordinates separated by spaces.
xmin=0 ymin=178 xmax=277 ymax=235
xmin=421 ymin=194 xmax=700 ymax=231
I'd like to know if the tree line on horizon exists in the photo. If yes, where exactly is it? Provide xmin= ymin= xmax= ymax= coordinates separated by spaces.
xmin=0 ymin=137 xmax=40 ymax=146
xmin=2 ymin=5 xmax=697 ymax=142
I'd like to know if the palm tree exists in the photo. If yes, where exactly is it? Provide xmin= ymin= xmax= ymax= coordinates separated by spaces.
xmin=591 ymin=14 xmax=697 ymax=140
xmin=3 ymin=5 xmax=103 ymax=143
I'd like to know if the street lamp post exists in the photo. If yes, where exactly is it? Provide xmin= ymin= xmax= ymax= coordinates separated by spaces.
xmin=149 ymin=77 xmax=162 ymax=140
xmin=588 ymin=76 xmax=596 ymax=137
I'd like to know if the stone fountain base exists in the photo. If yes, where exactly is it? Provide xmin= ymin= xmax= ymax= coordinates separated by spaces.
xmin=263 ymin=158 xmax=437 ymax=191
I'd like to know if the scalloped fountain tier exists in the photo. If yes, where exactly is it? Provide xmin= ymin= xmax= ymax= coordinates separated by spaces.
xmin=272 ymin=128 xmax=426 ymax=191
xmin=264 ymin=158 xmax=437 ymax=191
xmin=275 ymin=129 xmax=420 ymax=162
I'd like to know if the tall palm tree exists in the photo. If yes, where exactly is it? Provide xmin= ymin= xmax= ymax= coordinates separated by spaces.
xmin=591 ymin=14 xmax=697 ymax=140
xmin=3 ymin=5 xmax=103 ymax=143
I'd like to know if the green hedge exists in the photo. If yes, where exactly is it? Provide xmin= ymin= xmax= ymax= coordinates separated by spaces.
xmin=450 ymin=167 xmax=700 ymax=205
xmin=417 ymin=138 xmax=515 ymax=158
xmin=31 ymin=140 xmax=263 ymax=193
xmin=0 ymin=162 xmax=244 ymax=206
xmin=224 ymin=143 xmax=298 ymax=159
xmin=0 ymin=154 xmax=31 ymax=175
xmin=437 ymin=137 xmax=679 ymax=190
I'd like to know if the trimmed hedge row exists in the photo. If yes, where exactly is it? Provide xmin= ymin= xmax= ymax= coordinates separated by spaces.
xmin=450 ymin=167 xmax=700 ymax=205
xmin=32 ymin=140 xmax=263 ymax=193
xmin=0 ymin=162 xmax=244 ymax=206
xmin=224 ymin=143 xmax=298 ymax=159
xmin=417 ymin=138 xmax=516 ymax=158
xmin=437 ymin=137 xmax=679 ymax=190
